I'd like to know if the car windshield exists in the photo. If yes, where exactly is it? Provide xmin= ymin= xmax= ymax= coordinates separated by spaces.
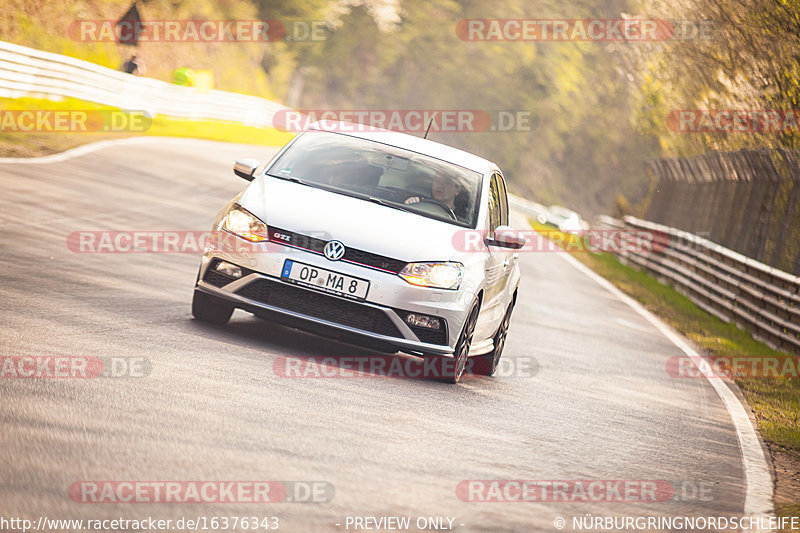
xmin=266 ymin=130 xmax=483 ymax=228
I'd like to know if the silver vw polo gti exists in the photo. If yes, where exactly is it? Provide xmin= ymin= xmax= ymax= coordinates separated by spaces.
xmin=192 ymin=122 xmax=524 ymax=382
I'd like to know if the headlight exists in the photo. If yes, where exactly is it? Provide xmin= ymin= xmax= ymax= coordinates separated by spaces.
xmin=399 ymin=262 xmax=464 ymax=290
xmin=221 ymin=205 xmax=269 ymax=242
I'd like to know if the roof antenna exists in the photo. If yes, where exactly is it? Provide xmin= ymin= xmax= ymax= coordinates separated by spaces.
xmin=423 ymin=113 xmax=437 ymax=139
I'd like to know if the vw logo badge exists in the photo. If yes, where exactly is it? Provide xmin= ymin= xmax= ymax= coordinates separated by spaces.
xmin=323 ymin=240 xmax=346 ymax=261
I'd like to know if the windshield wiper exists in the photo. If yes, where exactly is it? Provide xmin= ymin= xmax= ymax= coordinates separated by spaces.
xmin=367 ymin=197 xmax=413 ymax=214
xmin=266 ymin=173 xmax=307 ymax=184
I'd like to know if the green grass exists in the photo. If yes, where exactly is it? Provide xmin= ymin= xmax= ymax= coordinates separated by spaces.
xmin=777 ymin=504 xmax=800 ymax=521
xmin=0 ymin=97 xmax=294 ymax=157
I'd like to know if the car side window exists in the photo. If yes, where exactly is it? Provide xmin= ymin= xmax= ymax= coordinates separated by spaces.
xmin=487 ymin=174 xmax=501 ymax=233
xmin=495 ymin=173 xmax=509 ymax=227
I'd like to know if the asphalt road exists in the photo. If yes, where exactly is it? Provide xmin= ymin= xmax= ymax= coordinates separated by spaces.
xmin=0 ymin=138 xmax=751 ymax=532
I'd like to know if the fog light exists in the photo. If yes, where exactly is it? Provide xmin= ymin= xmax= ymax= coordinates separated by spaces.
xmin=214 ymin=261 xmax=242 ymax=279
xmin=406 ymin=313 xmax=441 ymax=330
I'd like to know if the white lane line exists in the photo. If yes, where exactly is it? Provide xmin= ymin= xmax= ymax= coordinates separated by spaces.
xmin=0 ymin=136 xmax=245 ymax=165
xmin=556 ymin=250 xmax=775 ymax=530
xmin=0 ymin=137 xmax=168 ymax=164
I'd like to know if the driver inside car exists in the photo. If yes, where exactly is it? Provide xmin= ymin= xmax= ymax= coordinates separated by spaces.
xmin=404 ymin=172 xmax=467 ymax=220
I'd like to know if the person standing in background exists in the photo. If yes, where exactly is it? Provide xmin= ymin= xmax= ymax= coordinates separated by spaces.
xmin=122 ymin=53 xmax=146 ymax=75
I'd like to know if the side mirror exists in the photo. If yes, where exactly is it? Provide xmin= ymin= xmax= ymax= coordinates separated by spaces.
xmin=486 ymin=225 xmax=526 ymax=249
xmin=233 ymin=159 xmax=261 ymax=181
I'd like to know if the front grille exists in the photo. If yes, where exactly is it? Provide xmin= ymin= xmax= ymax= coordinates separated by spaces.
xmin=268 ymin=227 xmax=407 ymax=274
xmin=236 ymin=278 xmax=403 ymax=338
xmin=343 ymin=248 xmax=407 ymax=273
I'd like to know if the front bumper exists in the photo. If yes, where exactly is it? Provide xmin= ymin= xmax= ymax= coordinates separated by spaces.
xmin=196 ymin=242 xmax=474 ymax=356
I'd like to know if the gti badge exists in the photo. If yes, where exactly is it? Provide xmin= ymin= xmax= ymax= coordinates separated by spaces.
xmin=323 ymin=240 xmax=346 ymax=261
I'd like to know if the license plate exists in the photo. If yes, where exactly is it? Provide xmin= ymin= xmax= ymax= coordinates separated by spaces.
xmin=281 ymin=260 xmax=370 ymax=301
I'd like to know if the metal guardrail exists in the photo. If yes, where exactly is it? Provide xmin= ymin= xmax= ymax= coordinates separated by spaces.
xmin=607 ymin=215 xmax=800 ymax=354
xmin=0 ymin=40 xmax=287 ymax=128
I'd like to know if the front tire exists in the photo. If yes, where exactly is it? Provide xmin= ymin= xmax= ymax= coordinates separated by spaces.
xmin=441 ymin=301 xmax=480 ymax=384
xmin=469 ymin=300 xmax=514 ymax=376
xmin=192 ymin=289 xmax=234 ymax=325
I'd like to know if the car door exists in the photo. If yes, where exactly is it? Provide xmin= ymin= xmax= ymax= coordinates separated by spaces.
xmin=478 ymin=172 xmax=511 ymax=337
xmin=494 ymin=171 xmax=517 ymax=293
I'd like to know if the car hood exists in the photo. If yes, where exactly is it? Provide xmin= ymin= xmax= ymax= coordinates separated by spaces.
xmin=238 ymin=176 xmax=469 ymax=263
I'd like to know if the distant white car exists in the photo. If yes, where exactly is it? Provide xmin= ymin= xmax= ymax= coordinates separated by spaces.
xmin=541 ymin=205 xmax=583 ymax=234
xmin=192 ymin=122 xmax=524 ymax=383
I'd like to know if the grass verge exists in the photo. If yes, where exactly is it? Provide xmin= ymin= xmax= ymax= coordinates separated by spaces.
xmin=528 ymin=220 xmax=800 ymax=525
xmin=0 ymin=97 xmax=295 ymax=157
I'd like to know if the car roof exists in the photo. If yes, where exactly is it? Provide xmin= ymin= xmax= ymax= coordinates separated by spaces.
xmin=308 ymin=121 xmax=498 ymax=176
